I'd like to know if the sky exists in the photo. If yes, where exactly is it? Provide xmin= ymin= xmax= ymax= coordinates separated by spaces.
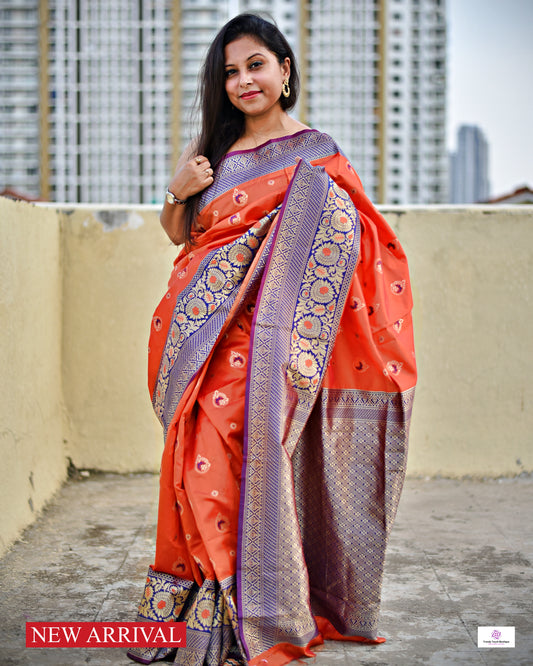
xmin=447 ymin=0 xmax=533 ymax=197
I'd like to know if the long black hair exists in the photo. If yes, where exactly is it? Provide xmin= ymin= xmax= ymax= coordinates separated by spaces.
xmin=182 ymin=13 xmax=300 ymax=245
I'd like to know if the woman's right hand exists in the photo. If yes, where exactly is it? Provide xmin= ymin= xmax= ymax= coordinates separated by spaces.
xmin=167 ymin=154 xmax=214 ymax=201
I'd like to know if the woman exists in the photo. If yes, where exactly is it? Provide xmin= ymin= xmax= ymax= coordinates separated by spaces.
xmin=128 ymin=13 xmax=416 ymax=666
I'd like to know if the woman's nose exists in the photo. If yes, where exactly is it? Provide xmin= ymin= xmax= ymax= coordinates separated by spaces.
xmin=239 ymin=72 xmax=251 ymax=87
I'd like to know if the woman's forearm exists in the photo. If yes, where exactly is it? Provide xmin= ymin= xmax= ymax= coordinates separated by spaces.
xmin=160 ymin=141 xmax=213 ymax=246
xmin=160 ymin=199 xmax=187 ymax=246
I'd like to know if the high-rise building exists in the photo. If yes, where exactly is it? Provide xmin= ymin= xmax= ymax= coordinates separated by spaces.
xmin=305 ymin=0 xmax=447 ymax=203
xmin=449 ymin=124 xmax=490 ymax=204
xmin=304 ymin=2 xmax=381 ymax=198
xmin=46 ymin=0 xmax=174 ymax=204
xmin=180 ymin=0 xmax=448 ymax=204
xmin=383 ymin=0 xmax=447 ymax=204
xmin=0 ymin=0 xmax=41 ymax=199
xmin=1 ymin=0 xmax=447 ymax=205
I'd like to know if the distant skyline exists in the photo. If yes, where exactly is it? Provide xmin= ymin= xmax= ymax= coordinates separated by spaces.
xmin=447 ymin=0 xmax=533 ymax=198
xmin=449 ymin=125 xmax=490 ymax=203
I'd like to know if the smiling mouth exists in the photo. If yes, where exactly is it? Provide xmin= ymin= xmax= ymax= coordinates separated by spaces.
xmin=240 ymin=91 xmax=261 ymax=99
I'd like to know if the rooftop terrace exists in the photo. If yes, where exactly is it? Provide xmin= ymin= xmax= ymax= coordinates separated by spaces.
xmin=1 ymin=472 xmax=531 ymax=665
xmin=1 ymin=197 xmax=532 ymax=663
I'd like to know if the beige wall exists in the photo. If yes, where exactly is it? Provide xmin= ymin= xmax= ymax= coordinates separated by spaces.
xmin=383 ymin=206 xmax=533 ymax=478
xmin=60 ymin=207 xmax=177 ymax=472
xmin=0 ymin=197 xmax=66 ymax=555
xmin=1 ymin=199 xmax=532 ymax=555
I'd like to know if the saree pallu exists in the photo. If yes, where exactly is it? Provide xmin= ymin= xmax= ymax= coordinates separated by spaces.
xmin=128 ymin=130 xmax=416 ymax=666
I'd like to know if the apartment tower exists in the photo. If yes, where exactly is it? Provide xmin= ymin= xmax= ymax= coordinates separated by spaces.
xmin=0 ymin=0 xmax=41 ymax=198
xmin=449 ymin=124 xmax=490 ymax=203
xmin=0 ymin=0 xmax=446 ymax=204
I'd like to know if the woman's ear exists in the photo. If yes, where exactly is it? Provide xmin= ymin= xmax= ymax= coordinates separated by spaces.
xmin=282 ymin=57 xmax=291 ymax=79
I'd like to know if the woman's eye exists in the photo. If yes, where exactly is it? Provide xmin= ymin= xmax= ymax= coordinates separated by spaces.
xmin=225 ymin=69 xmax=237 ymax=78
xmin=250 ymin=61 xmax=263 ymax=69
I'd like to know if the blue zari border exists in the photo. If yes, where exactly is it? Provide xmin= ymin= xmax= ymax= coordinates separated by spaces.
xmin=199 ymin=129 xmax=343 ymax=209
xmin=153 ymin=208 xmax=278 ymax=438
xmin=237 ymin=159 xmax=361 ymax=660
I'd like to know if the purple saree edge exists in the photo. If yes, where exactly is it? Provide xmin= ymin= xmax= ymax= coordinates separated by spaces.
xmin=150 ymin=246 xmax=219 ymax=418
xmin=224 ymin=127 xmax=319 ymax=159
xmin=236 ymin=157 xmax=307 ymax=659
xmin=200 ymin=129 xmax=343 ymax=210
xmin=235 ymin=159 xmax=366 ymax=656
xmin=126 ymin=652 xmax=152 ymax=665
xmin=154 ymin=228 xmax=270 ymax=440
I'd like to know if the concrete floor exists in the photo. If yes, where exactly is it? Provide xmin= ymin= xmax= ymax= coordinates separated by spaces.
xmin=0 ymin=473 xmax=531 ymax=666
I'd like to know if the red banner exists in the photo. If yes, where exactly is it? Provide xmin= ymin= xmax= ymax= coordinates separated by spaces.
xmin=26 ymin=622 xmax=186 ymax=648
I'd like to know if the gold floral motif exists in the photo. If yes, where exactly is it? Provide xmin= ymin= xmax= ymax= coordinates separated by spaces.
xmin=183 ymin=581 xmax=216 ymax=632
xmin=136 ymin=566 xmax=193 ymax=622
xmin=153 ymin=210 xmax=274 ymax=424
xmin=240 ymin=163 xmax=357 ymax=659
xmin=287 ymin=180 xmax=358 ymax=394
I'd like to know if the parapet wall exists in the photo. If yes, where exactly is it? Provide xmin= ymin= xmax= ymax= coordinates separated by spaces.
xmin=1 ymin=196 xmax=532 ymax=555
xmin=60 ymin=206 xmax=176 ymax=473
xmin=387 ymin=205 xmax=532 ymax=480
xmin=1 ymin=198 xmax=65 ymax=556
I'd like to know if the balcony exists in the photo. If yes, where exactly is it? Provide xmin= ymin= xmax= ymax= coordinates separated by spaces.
xmin=2 ymin=196 xmax=532 ymax=549
xmin=1 ymin=196 xmax=532 ymax=663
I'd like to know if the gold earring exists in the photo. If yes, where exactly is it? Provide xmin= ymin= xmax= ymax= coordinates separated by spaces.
xmin=282 ymin=78 xmax=290 ymax=98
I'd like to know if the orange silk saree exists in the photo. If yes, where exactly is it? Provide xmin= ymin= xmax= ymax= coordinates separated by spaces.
xmin=128 ymin=130 xmax=416 ymax=666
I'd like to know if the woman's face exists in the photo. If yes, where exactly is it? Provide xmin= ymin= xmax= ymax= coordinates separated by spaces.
xmin=224 ymin=36 xmax=290 ymax=120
